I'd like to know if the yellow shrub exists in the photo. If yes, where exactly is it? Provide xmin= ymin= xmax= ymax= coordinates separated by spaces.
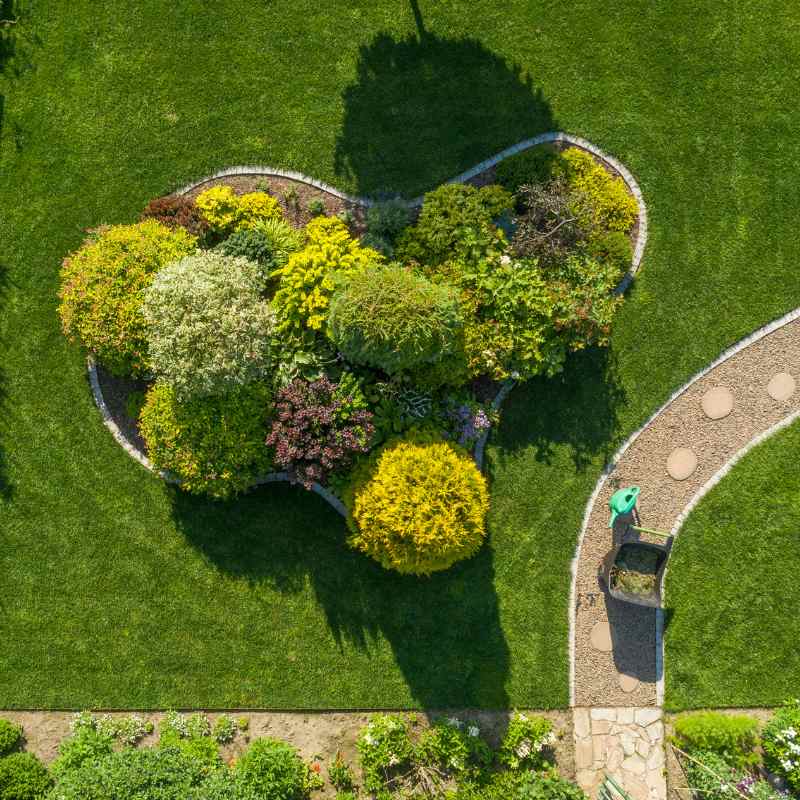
xmin=195 ymin=185 xmax=282 ymax=234
xmin=272 ymin=216 xmax=381 ymax=335
xmin=347 ymin=435 xmax=489 ymax=575
xmin=560 ymin=148 xmax=638 ymax=233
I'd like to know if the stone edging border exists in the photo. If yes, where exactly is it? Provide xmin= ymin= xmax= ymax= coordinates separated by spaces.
xmin=567 ymin=305 xmax=800 ymax=706
xmin=172 ymin=131 xmax=648 ymax=292
xmin=87 ymin=357 xmax=504 ymax=517
xmin=87 ymin=355 xmax=348 ymax=516
xmin=88 ymin=138 xmax=646 ymax=529
xmin=654 ymin=404 xmax=800 ymax=705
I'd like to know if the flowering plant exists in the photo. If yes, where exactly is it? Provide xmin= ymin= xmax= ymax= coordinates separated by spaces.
xmin=763 ymin=701 xmax=800 ymax=793
xmin=499 ymin=712 xmax=556 ymax=771
xmin=443 ymin=398 xmax=495 ymax=448
xmin=356 ymin=714 xmax=414 ymax=793
xmin=266 ymin=375 xmax=374 ymax=489
xmin=415 ymin=717 xmax=492 ymax=779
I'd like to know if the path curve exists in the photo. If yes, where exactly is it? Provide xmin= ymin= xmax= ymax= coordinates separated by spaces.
xmin=570 ymin=307 xmax=800 ymax=707
xmin=569 ymin=307 xmax=800 ymax=800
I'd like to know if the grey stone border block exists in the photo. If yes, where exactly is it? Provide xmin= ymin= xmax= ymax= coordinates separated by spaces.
xmin=174 ymin=165 xmax=373 ymax=208
xmin=87 ymin=355 xmax=348 ymax=517
xmin=88 ymin=350 xmax=504 ymax=509
xmin=567 ymin=305 xmax=800 ymax=707
xmin=173 ymin=132 xmax=647 ymax=292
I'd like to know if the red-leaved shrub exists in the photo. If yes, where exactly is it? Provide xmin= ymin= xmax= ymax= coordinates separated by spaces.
xmin=141 ymin=195 xmax=209 ymax=239
xmin=266 ymin=376 xmax=374 ymax=489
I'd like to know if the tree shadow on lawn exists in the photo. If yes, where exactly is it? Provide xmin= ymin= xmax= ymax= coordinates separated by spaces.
xmin=334 ymin=8 xmax=557 ymax=197
xmin=491 ymin=347 xmax=628 ymax=473
xmin=172 ymin=484 xmax=511 ymax=709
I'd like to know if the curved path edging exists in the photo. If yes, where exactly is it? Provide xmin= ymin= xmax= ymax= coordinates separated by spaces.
xmin=568 ymin=305 xmax=800 ymax=707
xmin=655 ymin=403 xmax=800 ymax=705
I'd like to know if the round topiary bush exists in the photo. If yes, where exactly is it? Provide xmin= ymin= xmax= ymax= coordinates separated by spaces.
xmin=346 ymin=435 xmax=489 ymax=575
xmin=328 ymin=263 xmax=462 ymax=374
xmin=235 ymin=737 xmax=318 ymax=800
xmin=142 ymin=252 xmax=276 ymax=400
xmin=0 ymin=719 xmax=22 ymax=757
xmin=58 ymin=220 xmax=197 ymax=376
xmin=139 ymin=380 xmax=273 ymax=500
xmin=0 ymin=752 xmax=52 ymax=800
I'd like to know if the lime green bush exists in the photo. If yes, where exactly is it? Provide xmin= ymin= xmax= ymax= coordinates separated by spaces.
xmin=395 ymin=183 xmax=512 ymax=266
xmin=235 ymin=737 xmax=322 ymax=800
xmin=328 ymin=263 xmax=462 ymax=374
xmin=272 ymin=216 xmax=381 ymax=337
xmin=672 ymin=712 xmax=760 ymax=768
xmin=457 ymin=258 xmax=565 ymax=381
xmin=139 ymin=381 xmax=273 ymax=499
xmin=560 ymin=148 xmax=638 ymax=233
xmin=58 ymin=221 xmax=196 ymax=376
xmin=142 ymin=252 xmax=276 ymax=400
xmin=195 ymin=185 xmax=282 ymax=235
xmin=0 ymin=720 xmax=21 ymax=757
xmin=346 ymin=434 xmax=489 ymax=575
xmin=0 ymin=752 xmax=51 ymax=800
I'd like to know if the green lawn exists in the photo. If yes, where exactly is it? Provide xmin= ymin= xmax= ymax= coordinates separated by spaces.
xmin=0 ymin=0 xmax=799 ymax=709
xmin=664 ymin=420 xmax=800 ymax=711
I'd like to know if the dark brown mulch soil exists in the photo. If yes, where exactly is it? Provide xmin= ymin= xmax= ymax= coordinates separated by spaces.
xmin=96 ymin=363 xmax=151 ymax=454
xmin=181 ymin=174 xmax=369 ymax=234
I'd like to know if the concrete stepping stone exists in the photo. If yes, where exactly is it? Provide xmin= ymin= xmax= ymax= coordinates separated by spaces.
xmin=618 ymin=673 xmax=640 ymax=693
xmin=666 ymin=447 xmax=697 ymax=480
xmin=590 ymin=621 xmax=613 ymax=652
xmin=701 ymin=386 xmax=734 ymax=419
xmin=767 ymin=372 xmax=796 ymax=401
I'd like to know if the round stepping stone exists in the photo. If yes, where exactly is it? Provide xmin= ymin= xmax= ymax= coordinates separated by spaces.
xmin=701 ymin=386 xmax=734 ymax=419
xmin=618 ymin=673 xmax=640 ymax=693
xmin=667 ymin=447 xmax=697 ymax=480
xmin=767 ymin=372 xmax=796 ymax=401
xmin=590 ymin=621 xmax=613 ymax=652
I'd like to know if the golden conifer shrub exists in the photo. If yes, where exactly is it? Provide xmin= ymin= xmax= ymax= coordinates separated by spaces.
xmin=347 ymin=435 xmax=489 ymax=575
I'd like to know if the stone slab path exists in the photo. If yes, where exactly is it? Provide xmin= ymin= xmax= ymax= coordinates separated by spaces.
xmin=574 ymin=707 xmax=665 ymax=800
xmin=570 ymin=310 xmax=800 ymax=800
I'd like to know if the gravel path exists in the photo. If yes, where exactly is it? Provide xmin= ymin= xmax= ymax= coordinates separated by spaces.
xmin=572 ymin=313 xmax=800 ymax=708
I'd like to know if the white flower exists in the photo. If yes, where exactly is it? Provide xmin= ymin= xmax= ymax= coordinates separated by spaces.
xmin=516 ymin=740 xmax=532 ymax=759
xmin=517 ymin=713 xmax=529 ymax=722
xmin=468 ymin=726 xmax=480 ymax=737
xmin=388 ymin=753 xmax=400 ymax=766
xmin=364 ymin=734 xmax=377 ymax=746
xmin=781 ymin=758 xmax=793 ymax=772
xmin=500 ymin=254 xmax=512 ymax=265
xmin=786 ymin=727 xmax=798 ymax=739
xmin=447 ymin=717 xmax=463 ymax=729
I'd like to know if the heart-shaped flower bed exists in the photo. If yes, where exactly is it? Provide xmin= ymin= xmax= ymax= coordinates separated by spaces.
xmin=62 ymin=133 xmax=646 ymax=575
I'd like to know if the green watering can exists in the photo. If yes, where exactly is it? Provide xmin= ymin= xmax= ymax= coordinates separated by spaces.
xmin=608 ymin=486 xmax=640 ymax=528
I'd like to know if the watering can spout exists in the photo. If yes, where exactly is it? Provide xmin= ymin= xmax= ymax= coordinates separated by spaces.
xmin=608 ymin=486 xmax=641 ymax=528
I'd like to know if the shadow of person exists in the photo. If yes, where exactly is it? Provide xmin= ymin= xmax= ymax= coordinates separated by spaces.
xmin=334 ymin=15 xmax=556 ymax=197
xmin=172 ymin=481 xmax=511 ymax=709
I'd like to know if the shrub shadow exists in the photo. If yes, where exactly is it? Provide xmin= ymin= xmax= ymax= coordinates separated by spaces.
xmin=491 ymin=347 xmax=627 ymax=473
xmin=334 ymin=9 xmax=556 ymax=197
xmin=172 ymin=483 xmax=511 ymax=709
